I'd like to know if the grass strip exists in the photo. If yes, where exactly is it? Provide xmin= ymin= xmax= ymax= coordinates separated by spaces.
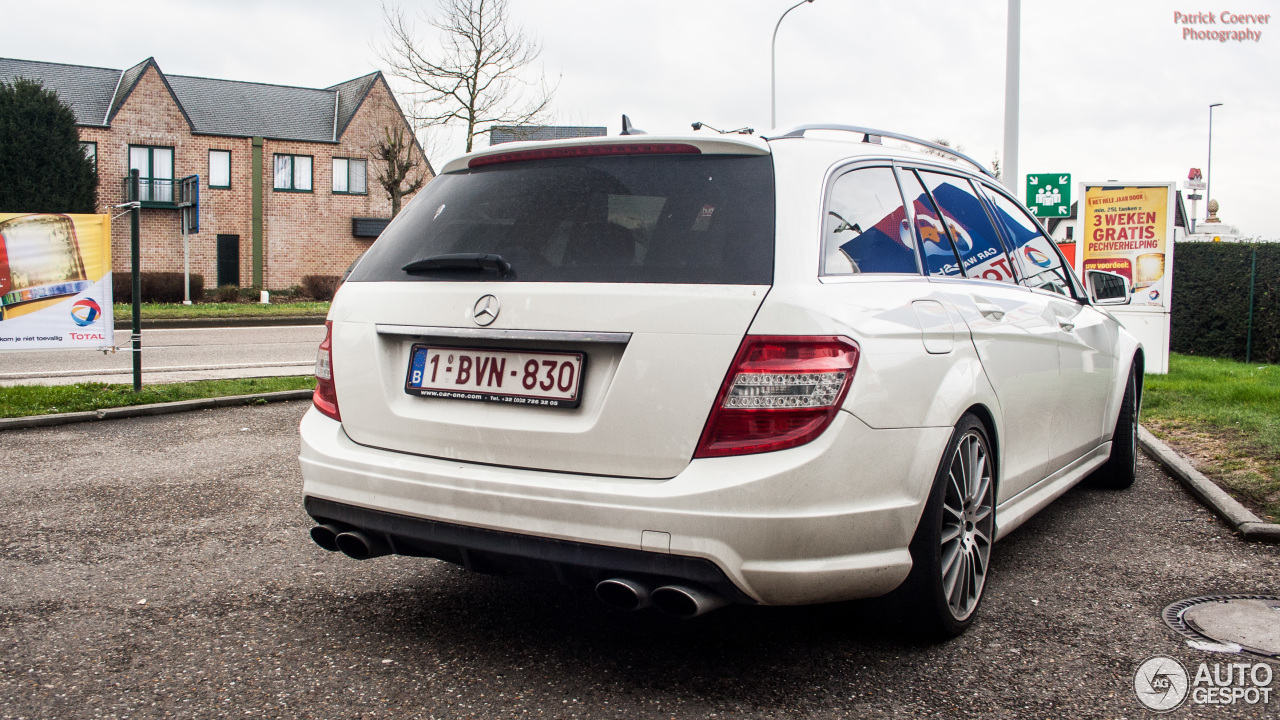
xmin=113 ymin=302 xmax=329 ymax=320
xmin=0 ymin=376 xmax=316 ymax=419
xmin=1142 ymin=353 xmax=1280 ymax=522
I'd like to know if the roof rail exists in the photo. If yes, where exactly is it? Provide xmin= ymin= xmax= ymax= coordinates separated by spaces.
xmin=762 ymin=124 xmax=996 ymax=179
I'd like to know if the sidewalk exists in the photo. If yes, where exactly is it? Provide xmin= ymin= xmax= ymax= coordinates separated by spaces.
xmin=2 ymin=323 xmax=323 ymax=387
xmin=1 ymin=362 xmax=314 ymax=387
xmin=114 ymin=315 xmax=325 ymax=330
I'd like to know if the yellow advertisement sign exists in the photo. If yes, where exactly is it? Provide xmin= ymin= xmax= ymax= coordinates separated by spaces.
xmin=1080 ymin=186 xmax=1171 ymax=309
xmin=0 ymin=213 xmax=113 ymax=350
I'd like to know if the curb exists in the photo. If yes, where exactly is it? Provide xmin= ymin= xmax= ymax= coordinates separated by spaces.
xmin=0 ymin=389 xmax=314 ymax=432
xmin=1139 ymin=425 xmax=1280 ymax=543
xmin=115 ymin=315 xmax=326 ymax=330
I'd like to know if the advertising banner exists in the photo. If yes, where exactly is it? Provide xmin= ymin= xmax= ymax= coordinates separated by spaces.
xmin=1077 ymin=184 xmax=1174 ymax=310
xmin=0 ymin=213 xmax=113 ymax=350
xmin=1074 ymin=183 xmax=1176 ymax=373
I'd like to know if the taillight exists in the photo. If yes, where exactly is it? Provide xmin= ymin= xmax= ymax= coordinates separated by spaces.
xmin=694 ymin=336 xmax=859 ymax=458
xmin=312 ymin=320 xmax=340 ymax=422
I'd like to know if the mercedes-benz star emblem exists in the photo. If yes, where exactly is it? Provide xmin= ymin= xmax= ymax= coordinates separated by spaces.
xmin=472 ymin=294 xmax=500 ymax=326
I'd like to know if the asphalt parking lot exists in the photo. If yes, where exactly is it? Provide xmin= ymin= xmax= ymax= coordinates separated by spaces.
xmin=1 ymin=401 xmax=1277 ymax=719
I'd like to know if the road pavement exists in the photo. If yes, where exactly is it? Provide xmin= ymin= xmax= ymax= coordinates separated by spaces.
xmin=0 ymin=325 xmax=324 ymax=386
xmin=1 ymin=402 xmax=1277 ymax=718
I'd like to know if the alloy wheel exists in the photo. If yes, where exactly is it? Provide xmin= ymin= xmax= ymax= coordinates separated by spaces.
xmin=1128 ymin=389 xmax=1139 ymax=476
xmin=940 ymin=430 xmax=994 ymax=621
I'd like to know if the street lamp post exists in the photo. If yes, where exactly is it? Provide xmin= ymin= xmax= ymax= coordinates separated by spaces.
xmin=771 ymin=0 xmax=815 ymax=129
xmin=1207 ymin=102 xmax=1223 ymax=221
xmin=1002 ymin=0 xmax=1020 ymax=192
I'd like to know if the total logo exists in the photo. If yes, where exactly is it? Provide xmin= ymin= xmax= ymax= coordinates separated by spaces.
xmin=1023 ymin=246 xmax=1054 ymax=268
xmin=70 ymin=298 xmax=101 ymax=327
xmin=1149 ymin=289 xmax=1161 ymax=302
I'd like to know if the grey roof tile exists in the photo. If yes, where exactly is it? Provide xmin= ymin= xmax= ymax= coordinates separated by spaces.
xmin=0 ymin=57 xmax=121 ymax=126
xmin=167 ymin=74 xmax=338 ymax=142
xmin=328 ymin=72 xmax=380 ymax=139
xmin=0 ymin=56 xmax=397 ymax=144
xmin=107 ymin=58 xmax=152 ymax=122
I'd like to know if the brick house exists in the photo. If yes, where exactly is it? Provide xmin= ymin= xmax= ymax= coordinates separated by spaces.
xmin=0 ymin=57 xmax=432 ymax=290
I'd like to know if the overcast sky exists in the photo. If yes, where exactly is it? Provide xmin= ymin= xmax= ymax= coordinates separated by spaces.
xmin=9 ymin=0 xmax=1278 ymax=236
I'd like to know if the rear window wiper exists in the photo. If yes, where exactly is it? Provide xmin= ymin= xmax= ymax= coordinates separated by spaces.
xmin=402 ymin=253 xmax=513 ymax=277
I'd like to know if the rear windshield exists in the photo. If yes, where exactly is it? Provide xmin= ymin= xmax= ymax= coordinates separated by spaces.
xmin=348 ymin=153 xmax=776 ymax=284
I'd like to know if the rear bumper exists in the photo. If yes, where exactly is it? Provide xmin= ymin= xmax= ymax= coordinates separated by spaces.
xmin=305 ymin=496 xmax=756 ymax=603
xmin=299 ymin=407 xmax=951 ymax=605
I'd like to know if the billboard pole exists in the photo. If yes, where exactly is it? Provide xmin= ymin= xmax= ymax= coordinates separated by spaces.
xmin=182 ymin=206 xmax=190 ymax=305
xmin=130 ymin=169 xmax=142 ymax=393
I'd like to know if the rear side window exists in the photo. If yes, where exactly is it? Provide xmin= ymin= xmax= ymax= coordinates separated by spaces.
xmin=982 ymin=187 xmax=1076 ymax=297
xmin=822 ymin=167 xmax=918 ymax=275
xmin=348 ymin=154 xmax=776 ymax=285
xmin=918 ymin=171 xmax=1017 ymax=284
xmin=898 ymin=170 xmax=962 ymax=277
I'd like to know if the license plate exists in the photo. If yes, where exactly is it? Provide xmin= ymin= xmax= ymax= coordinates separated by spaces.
xmin=405 ymin=345 xmax=585 ymax=408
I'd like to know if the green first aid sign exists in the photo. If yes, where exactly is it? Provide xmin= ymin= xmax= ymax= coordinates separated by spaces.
xmin=1026 ymin=174 xmax=1071 ymax=218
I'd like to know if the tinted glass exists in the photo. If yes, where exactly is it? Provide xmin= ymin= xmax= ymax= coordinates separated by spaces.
xmin=918 ymin=171 xmax=1017 ymax=284
xmin=350 ymin=154 xmax=776 ymax=284
xmin=982 ymin=187 xmax=1075 ymax=296
xmin=823 ymin=167 xmax=917 ymax=275
xmin=898 ymin=170 xmax=963 ymax=277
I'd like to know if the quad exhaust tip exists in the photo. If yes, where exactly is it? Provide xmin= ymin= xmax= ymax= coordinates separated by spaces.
xmin=595 ymin=578 xmax=652 ymax=611
xmin=595 ymin=578 xmax=727 ymax=618
xmin=309 ymin=523 xmax=345 ymax=552
xmin=650 ymin=584 xmax=727 ymax=619
xmin=334 ymin=529 xmax=391 ymax=560
xmin=310 ymin=523 xmax=391 ymax=560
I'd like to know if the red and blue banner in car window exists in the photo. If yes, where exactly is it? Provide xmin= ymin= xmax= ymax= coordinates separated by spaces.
xmin=927 ymin=183 xmax=1016 ymax=282
xmin=837 ymin=206 xmax=918 ymax=274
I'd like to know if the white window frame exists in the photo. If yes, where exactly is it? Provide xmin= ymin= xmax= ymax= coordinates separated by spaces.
xmin=273 ymin=154 xmax=313 ymax=192
xmin=209 ymin=149 xmax=231 ymax=189
xmin=332 ymin=157 xmax=367 ymax=195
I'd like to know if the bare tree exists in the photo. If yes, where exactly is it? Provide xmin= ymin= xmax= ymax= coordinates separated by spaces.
xmin=989 ymin=153 xmax=1002 ymax=181
xmin=379 ymin=0 xmax=555 ymax=152
xmin=373 ymin=124 xmax=427 ymax=218
xmin=923 ymin=137 xmax=963 ymax=158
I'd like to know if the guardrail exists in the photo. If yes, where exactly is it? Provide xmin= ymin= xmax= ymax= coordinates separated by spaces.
xmin=121 ymin=175 xmax=199 ymax=208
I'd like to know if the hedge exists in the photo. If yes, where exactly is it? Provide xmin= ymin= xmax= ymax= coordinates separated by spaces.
xmin=1171 ymin=242 xmax=1280 ymax=363
xmin=300 ymin=275 xmax=341 ymax=301
xmin=113 ymin=272 xmax=205 ymax=304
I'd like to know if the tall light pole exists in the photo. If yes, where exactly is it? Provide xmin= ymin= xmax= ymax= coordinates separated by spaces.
xmin=1207 ymin=102 xmax=1223 ymax=221
xmin=771 ymin=0 xmax=815 ymax=129
xmin=1002 ymin=0 xmax=1020 ymax=191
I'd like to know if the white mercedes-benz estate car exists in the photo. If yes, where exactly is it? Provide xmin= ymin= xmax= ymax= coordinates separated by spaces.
xmin=299 ymin=124 xmax=1142 ymax=637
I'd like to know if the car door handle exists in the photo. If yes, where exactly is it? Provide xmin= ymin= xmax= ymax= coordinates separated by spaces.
xmin=1058 ymin=321 xmax=1075 ymax=332
xmin=974 ymin=302 xmax=1005 ymax=321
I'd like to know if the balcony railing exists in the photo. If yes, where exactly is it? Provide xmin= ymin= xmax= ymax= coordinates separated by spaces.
xmin=122 ymin=174 xmax=199 ymax=208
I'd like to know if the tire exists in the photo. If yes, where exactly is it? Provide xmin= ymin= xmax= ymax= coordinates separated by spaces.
xmin=899 ymin=413 xmax=996 ymax=639
xmin=1088 ymin=364 xmax=1138 ymax=490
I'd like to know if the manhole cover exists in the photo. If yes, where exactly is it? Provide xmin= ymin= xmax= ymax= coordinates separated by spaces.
xmin=1163 ymin=595 xmax=1280 ymax=658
